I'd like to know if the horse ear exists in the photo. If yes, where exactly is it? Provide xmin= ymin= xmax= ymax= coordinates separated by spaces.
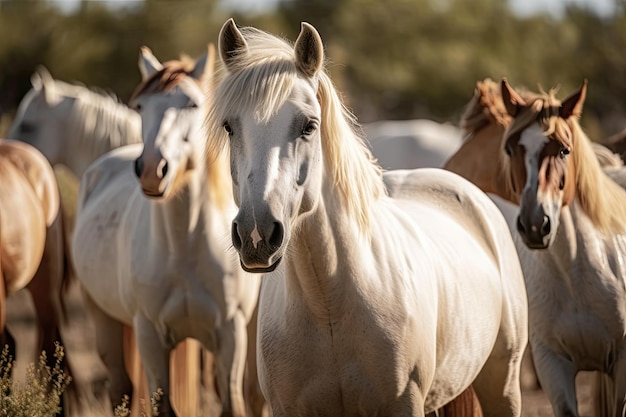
xmin=294 ymin=22 xmax=324 ymax=78
xmin=138 ymin=46 xmax=163 ymax=81
xmin=32 ymin=65 xmax=61 ymax=104
xmin=501 ymin=78 xmax=525 ymax=117
xmin=560 ymin=79 xmax=587 ymax=119
xmin=190 ymin=43 xmax=215 ymax=82
xmin=218 ymin=18 xmax=248 ymax=73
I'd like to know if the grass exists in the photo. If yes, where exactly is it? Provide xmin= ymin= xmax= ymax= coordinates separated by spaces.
xmin=0 ymin=343 xmax=70 ymax=417
xmin=0 ymin=342 xmax=163 ymax=417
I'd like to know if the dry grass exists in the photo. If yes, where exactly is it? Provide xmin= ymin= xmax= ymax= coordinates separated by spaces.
xmin=0 ymin=343 xmax=70 ymax=417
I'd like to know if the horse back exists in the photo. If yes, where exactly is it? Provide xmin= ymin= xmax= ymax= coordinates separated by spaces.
xmin=383 ymin=167 xmax=527 ymax=330
xmin=383 ymin=168 xmax=514 ymax=264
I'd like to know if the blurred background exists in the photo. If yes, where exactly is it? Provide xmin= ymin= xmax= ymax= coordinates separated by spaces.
xmin=1 ymin=0 xmax=625 ymax=142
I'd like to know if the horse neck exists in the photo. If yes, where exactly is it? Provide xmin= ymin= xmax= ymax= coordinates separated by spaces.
xmin=548 ymin=201 xmax=617 ymax=275
xmin=65 ymin=93 xmax=141 ymax=177
xmin=283 ymin=188 xmax=367 ymax=322
xmin=149 ymin=163 xmax=227 ymax=257
xmin=444 ymin=123 xmax=515 ymax=201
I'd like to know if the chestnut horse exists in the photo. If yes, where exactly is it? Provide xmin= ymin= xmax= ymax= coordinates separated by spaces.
xmin=0 ymin=139 xmax=75 ymax=415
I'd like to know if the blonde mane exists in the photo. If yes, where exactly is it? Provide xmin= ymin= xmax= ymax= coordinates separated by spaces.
xmin=461 ymin=78 xmax=538 ymax=138
xmin=503 ymin=89 xmax=626 ymax=234
xmin=67 ymin=85 xmax=142 ymax=157
xmin=206 ymin=26 xmax=385 ymax=231
xmin=460 ymin=78 xmax=512 ymax=136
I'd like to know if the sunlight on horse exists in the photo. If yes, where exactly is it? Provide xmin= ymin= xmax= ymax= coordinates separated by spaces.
xmin=0 ymin=139 xmax=76 ymax=416
xmin=446 ymin=76 xmax=626 ymax=417
xmin=5 ymin=65 xmax=233 ymax=416
xmin=204 ymin=19 xmax=528 ymax=417
xmin=6 ymin=66 xmax=142 ymax=178
xmin=71 ymin=46 xmax=261 ymax=417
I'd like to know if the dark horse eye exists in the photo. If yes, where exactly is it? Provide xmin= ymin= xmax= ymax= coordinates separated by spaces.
xmin=223 ymin=122 xmax=233 ymax=135
xmin=559 ymin=147 xmax=570 ymax=159
xmin=302 ymin=121 xmax=317 ymax=136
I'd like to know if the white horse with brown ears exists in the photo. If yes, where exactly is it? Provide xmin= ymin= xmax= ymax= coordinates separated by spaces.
xmin=72 ymin=45 xmax=261 ymax=417
xmin=206 ymin=18 xmax=528 ymax=417
xmin=498 ymin=78 xmax=626 ymax=417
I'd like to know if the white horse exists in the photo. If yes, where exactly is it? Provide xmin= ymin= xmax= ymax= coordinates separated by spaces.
xmin=363 ymin=118 xmax=462 ymax=170
xmin=5 ymin=63 xmax=218 ymax=416
xmin=204 ymin=19 xmax=528 ymax=417
xmin=496 ymin=79 xmax=626 ymax=417
xmin=6 ymin=66 xmax=141 ymax=178
xmin=72 ymin=47 xmax=260 ymax=417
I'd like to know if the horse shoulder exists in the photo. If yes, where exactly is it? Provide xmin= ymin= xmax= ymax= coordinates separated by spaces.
xmin=383 ymin=168 xmax=507 ymax=236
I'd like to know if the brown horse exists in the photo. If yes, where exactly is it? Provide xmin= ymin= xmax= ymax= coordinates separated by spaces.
xmin=0 ymin=139 xmax=75 ymax=415
xmin=445 ymin=78 xmax=622 ymax=192
xmin=444 ymin=78 xmax=626 ymax=417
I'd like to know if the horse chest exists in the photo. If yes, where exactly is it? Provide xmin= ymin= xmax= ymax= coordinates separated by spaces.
xmin=258 ymin=283 xmax=424 ymax=416
xmin=527 ymin=259 xmax=626 ymax=369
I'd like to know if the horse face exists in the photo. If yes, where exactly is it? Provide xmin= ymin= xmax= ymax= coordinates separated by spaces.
xmin=506 ymin=123 xmax=573 ymax=248
xmin=7 ymin=85 xmax=73 ymax=166
xmin=130 ymin=81 xmax=203 ymax=199
xmin=225 ymin=84 xmax=323 ymax=273
xmin=216 ymin=20 xmax=325 ymax=273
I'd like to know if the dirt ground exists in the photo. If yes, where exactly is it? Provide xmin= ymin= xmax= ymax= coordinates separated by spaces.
xmin=6 ymin=281 xmax=597 ymax=417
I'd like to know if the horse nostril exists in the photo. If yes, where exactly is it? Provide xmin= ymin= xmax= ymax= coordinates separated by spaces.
xmin=516 ymin=216 xmax=526 ymax=234
xmin=231 ymin=222 xmax=243 ymax=251
xmin=541 ymin=215 xmax=551 ymax=236
xmin=134 ymin=157 xmax=143 ymax=178
xmin=268 ymin=222 xmax=284 ymax=250
xmin=159 ymin=160 xmax=169 ymax=178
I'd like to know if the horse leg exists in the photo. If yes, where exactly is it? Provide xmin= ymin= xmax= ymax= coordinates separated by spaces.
xmin=0 ymin=266 xmax=16 ymax=396
xmin=471 ymin=335 xmax=525 ymax=417
xmin=244 ymin=302 xmax=266 ymax=417
xmin=133 ymin=313 xmax=174 ymax=417
xmin=527 ymin=341 xmax=578 ymax=417
xmin=608 ymin=355 xmax=626 ymax=417
xmin=26 ymin=220 xmax=75 ymax=416
xmin=82 ymin=290 xmax=132 ymax=411
xmin=215 ymin=309 xmax=248 ymax=417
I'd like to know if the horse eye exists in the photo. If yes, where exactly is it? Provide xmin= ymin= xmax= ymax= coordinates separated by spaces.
xmin=223 ymin=122 xmax=233 ymax=135
xmin=559 ymin=147 xmax=570 ymax=158
xmin=302 ymin=121 xmax=317 ymax=136
xmin=188 ymin=101 xmax=198 ymax=109
xmin=134 ymin=103 xmax=143 ymax=112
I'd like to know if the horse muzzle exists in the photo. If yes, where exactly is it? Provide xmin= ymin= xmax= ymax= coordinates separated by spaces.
xmin=231 ymin=217 xmax=285 ymax=273
xmin=516 ymin=213 xmax=552 ymax=249
xmin=134 ymin=154 xmax=169 ymax=198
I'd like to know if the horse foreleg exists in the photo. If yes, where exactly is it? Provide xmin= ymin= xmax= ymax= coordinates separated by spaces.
xmin=607 ymin=355 xmax=626 ymax=417
xmin=82 ymin=290 xmax=132 ymax=411
xmin=133 ymin=313 xmax=174 ymax=417
xmin=530 ymin=341 xmax=579 ymax=417
xmin=245 ymin=302 xmax=267 ymax=417
xmin=215 ymin=309 xmax=248 ymax=417
xmin=27 ymin=244 xmax=65 ymax=369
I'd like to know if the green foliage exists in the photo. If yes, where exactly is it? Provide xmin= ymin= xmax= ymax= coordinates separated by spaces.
xmin=1 ymin=0 xmax=626 ymax=140
xmin=0 ymin=343 xmax=70 ymax=417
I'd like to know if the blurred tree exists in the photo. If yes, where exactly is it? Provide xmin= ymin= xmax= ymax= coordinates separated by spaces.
xmin=0 ymin=0 xmax=58 ymax=117
xmin=1 ymin=0 xmax=625 ymax=140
